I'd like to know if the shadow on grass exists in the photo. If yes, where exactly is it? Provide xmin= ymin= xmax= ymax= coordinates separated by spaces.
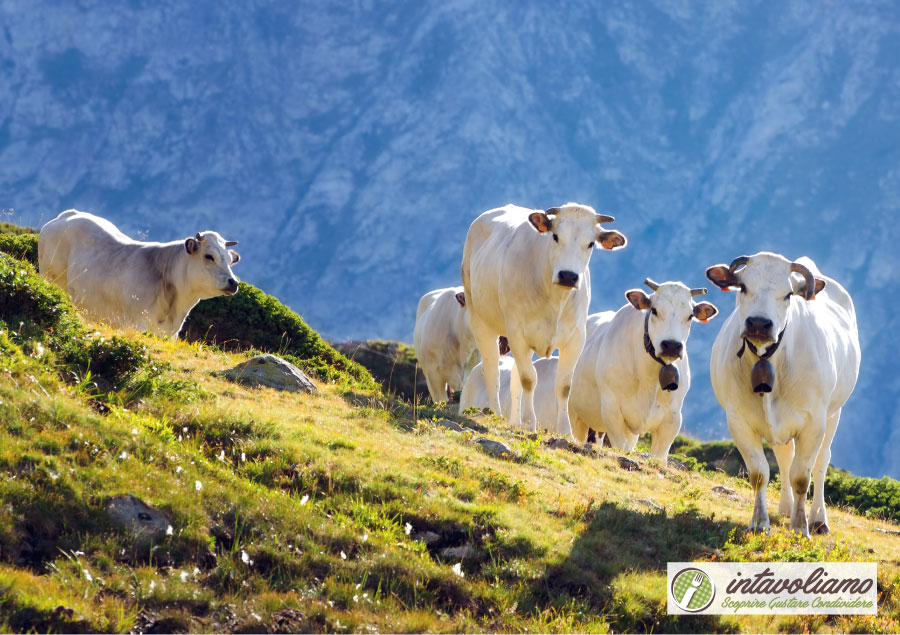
xmin=522 ymin=501 xmax=742 ymax=633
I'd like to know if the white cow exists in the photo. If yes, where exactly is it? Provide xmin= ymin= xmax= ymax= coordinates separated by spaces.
xmin=39 ymin=209 xmax=241 ymax=339
xmin=413 ymin=286 xmax=480 ymax=404
xmin=459 ymin=355 xmax=558 ymax=428
xmin=567 ymin=281 xmax=718 ymax=460
xmin=461 ymin=202 xmax=626 ymax=436
xmin=706 ymin=252 xmax=860 ymax=537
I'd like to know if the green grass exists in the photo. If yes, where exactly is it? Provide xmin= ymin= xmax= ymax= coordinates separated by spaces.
xmin=0 ymin=240 xmax=898 ymax=633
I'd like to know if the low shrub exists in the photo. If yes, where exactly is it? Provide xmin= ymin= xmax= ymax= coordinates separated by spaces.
xmin=0 ymin=252 xmax=80 ymax=341
xmin=180 ymin=282 xmax=376 ymax=389
xmin=0 ymin=230 xmax=38 ymax=265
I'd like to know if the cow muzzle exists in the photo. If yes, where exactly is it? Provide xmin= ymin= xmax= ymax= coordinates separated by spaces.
xmin=658 ymin=339 xmax=684 ymax=361
xmin=742 ymin=316 xmax=774 ymax=343
xmin=222 ymin=278 xmax=239 ymax=295
xmin=556 ymin=270 xmax=579 ymax=288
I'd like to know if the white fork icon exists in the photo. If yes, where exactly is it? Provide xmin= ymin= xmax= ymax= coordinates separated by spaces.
xmin=680 ymin=572 xmax=705 ymax=608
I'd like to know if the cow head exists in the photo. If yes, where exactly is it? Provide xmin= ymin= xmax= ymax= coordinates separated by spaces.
xmin=184 ymin=231 xmax=241 ymax=297
xmin=705 ymin=252 xmax=825 ymax=350
xmin=626 ymin=279 xmax=718 ymax=363
xmin=528 ymin=202 xmax=626 ymax=290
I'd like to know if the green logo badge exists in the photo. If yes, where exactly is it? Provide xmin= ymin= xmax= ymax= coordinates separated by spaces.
xmin=672 ymin=567 xmax=715 ymax=612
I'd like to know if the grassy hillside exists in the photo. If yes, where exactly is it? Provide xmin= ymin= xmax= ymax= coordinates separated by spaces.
xmin=0 ymin=239 xmax=898 ymax=633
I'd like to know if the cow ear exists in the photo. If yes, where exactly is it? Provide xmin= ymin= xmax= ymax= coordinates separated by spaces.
xmin=230 ymin=250 xmax=241 ymax=265
xmin=528 ymin=212 xmax=554 ymax=234
xmin=706 ymin=264 xmax=737 ymax=290
xmin=693 ymin=301 xmax=718 ymax=323
xmin=625 ymin=289 xmax=652 ymax=311
xmin=455 ymin=291 xmax=466 ymax=308
xmin=185 ymin=237 xmax=199 ymax=255
xmin=597 ymin=229 xmax=627 ymax=250
xmin=795 ymin=276 xmax=826 ymax=300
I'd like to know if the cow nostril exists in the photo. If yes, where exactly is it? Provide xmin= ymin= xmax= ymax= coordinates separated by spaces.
xmin=557 ymin=271 xmax=579 ymax=287
xmin=228 ymin=278 xmax=237 ymax=286
xmin=745 ymin=316 xmax=773 ymax=330
xmin=660 ymin=340 xmax=683 ymax=357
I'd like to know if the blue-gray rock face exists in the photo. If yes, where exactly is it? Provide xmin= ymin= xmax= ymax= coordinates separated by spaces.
xmin=2 ymin=0 xmax=898 ymax=477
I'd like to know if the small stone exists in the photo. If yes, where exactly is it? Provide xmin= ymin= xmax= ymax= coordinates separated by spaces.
xmin=617 ymin=456 xmax=641 ymax=471
xmin=544 ymin=437 xmax=570 ymax=450
xmin=475 ymin=437 xmax=513 ymax=458
xmin=712 ymin=485 xmax=738 ymax=497
xmin=440 ymin=544 xmax=475 ymax=559
xmin=413 ymin=531 xmax=441 ymax=546
xmin=668 ymin=459 xmax=688 ymax=471
xmin=217 ymin=354 xmax=317 ymax=394
xmin=433 ymin=419 xmax=464 ymax=432
xmin=635 ymin=498 xmax=663 ymax=511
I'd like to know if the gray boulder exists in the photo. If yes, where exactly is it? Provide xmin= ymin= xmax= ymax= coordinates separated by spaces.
xmin=218 ymin=354 xmax=318 ymax=394
xmin=475 ymin=437 xmax=513 ymax=458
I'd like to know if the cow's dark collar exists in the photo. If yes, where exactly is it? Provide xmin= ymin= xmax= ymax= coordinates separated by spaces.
xmin=642 ymin=310 xmax=666 ymax=367
xmin=737 ymin=326 xmax=786 ymax=361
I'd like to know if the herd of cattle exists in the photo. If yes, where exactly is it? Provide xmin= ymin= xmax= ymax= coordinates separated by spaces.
xmin=36 ymin=205 xmax=860 ymax=539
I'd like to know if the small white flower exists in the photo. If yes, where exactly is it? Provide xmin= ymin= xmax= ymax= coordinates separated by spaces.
xmin=452 ymin=562 xmax=464 ymax=578
xmin=131 ymin=428 xmax=138 ymax=435
xmin=241 ymin=452 xmax=246 ymax=462
xmin=193 ymin=567 xmax=200 ymax=575
xmin=300 ymin=494 xmax=309 ymax=506
xmin=83 ymin=568 xmax=93 ymax=582
xmin=404 ymin=522 xmax=412 ymax=536
xmin=119 ymin=451 xmax=128 ymax=460
xmin=241 ymin=550 xmax=254 ymax=565
xmin=340 ymin=551 xmax=347 ymax=560
xmin=149 ymin=580 xmax=156 ymax=592
xmin=218 ymin=450 xmax=225 ymax=462
xmin=356 ymin=583 xmax=361 ymax=589
xmin=166 ymin=525 xmax=174 ymax=536
xmin=176 ymin=466 xmax=183 ymax=473
xmin=179 ymin=570 xmax=189 ymax=583
xmin=361 ymin=533 xmax=369 ymax=543
xmin=194 ymin=480 xmax=202 ymax=491
xmin=353 ymin=595 xmax=359 ymax=603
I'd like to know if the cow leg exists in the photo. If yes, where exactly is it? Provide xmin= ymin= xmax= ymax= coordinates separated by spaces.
xmin=507 ymin=337 xmax=537 ymax=431
xmin=789 ymin=415 xmax=826 ymax=539
xmin=570 ymin=414 xmax=590 ymax=444
xmin=600 ymin=400 xmax=631 ymax=450
xmin=649 ymin=411 xmax=682 ymax=462
xmin=810 ymin=409 xmax=840 ymax=535
xmin=471 ymin=322 xmax=503 ymax=417
xmin=771 ymin=440 xmax=795 ymax=518
xmin=554 ymin=329 xmax=585 ymax=438
xmin=730 ymin=420 xmax=770 ymax=533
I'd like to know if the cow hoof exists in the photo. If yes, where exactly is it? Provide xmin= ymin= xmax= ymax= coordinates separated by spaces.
xmin=811 ymin=521 xmax=830 ymax=535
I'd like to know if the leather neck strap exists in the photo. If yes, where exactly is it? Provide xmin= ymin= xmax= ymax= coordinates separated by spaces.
xmin=643 ymin=310 xmax=666 ymax=367
xmin=737 ymin=326 xmax=786 ymax=361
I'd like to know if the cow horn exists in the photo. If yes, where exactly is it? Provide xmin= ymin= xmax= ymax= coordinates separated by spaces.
xmin=728 ymin=255 xmax=750 ymax=273
xmin=690 ymin=287 xmax=708 ymax=297
xmin=596 ymin=213 xmax=615 ymax=224
xmin=791 ymin=261 xmax=816 ymax=300
xmin=644 ymin=278 xmax=660 ymax=291
xmin=225 ymin=240 xmax=238 ymax=247
xmin=195 ymin=232 xmax=204 ymax=242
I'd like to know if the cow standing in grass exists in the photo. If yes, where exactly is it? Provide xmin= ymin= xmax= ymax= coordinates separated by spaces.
xmin=706 ymin=253 xmax=860 ymax=537
xmin=461 ymin=203 xmax=626 ymax=436
xmin=566 ymin=281 xmax=718 ymax=460
xmin=413 ymin=286 xmax=481 ymax=404
xmin=39 ymin=209 xmax=241 ymax=339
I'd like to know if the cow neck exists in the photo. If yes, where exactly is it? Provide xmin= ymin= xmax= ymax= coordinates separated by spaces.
xmin=736 ymin=326 xmax=787 ymax=361
xmin=642 ymin=310 xmax=666 ymax=368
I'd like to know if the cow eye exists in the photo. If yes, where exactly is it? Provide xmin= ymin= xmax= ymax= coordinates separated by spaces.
xmin=650 ymin=308 xmax=658 ymax=316
xmin=205 ymin=254 xmax=215 ymax=262
xmin=784 ymin=292 xmax=792 ymax=300
xmin=739 ymin=284 xmax=747 ymax=294
xmin=552 ymin=233 xmax=559 ymax=243
xmin=586 ymin=242 xmax=594 ymax=249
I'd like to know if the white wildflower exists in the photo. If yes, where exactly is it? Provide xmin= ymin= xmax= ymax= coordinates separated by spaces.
xmin=404 ymin=522 xmax=412 ymax=536
xmin=241 ymin=550 xmax=254 ymax=565
xmin=194 ymin=480 xmax=202 ymax=491
xmin=131 ymin=428 xmax=138 ymax=435
xmin=361 ymin=533 xmax=369 ymax=543
xmin=175 ymin=466 xmax=183 ymax=474
xmin=452 ymin=562 xmax=464 ymax=578
xmin=83 ymin=568 xmax=93 ymax=582
xmin=179 ymin=570 xmax=189 ymax=583
xmin=119 ymin=451 xmax=128 ymax=460
xmin=241 ymin=452 xmax=246 ymax=462
xmin=166 ymin=525 xmax=173 ymax=536
xmin=300 ymin=494 xmax=309 ymax=506
xmin=353 ymin=595 xmax=359 ymax=603
xmin=218 ymin=450 xmax=225 ymax=462
xmin=149 ymin=580 xmax=156 ymax=592
xmin=340 ymin=551 xmax=347 ymax=560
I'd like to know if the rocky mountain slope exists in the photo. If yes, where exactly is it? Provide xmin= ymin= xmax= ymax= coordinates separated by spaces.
xmin=1 ymin=0 xmax=898 ymax=477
